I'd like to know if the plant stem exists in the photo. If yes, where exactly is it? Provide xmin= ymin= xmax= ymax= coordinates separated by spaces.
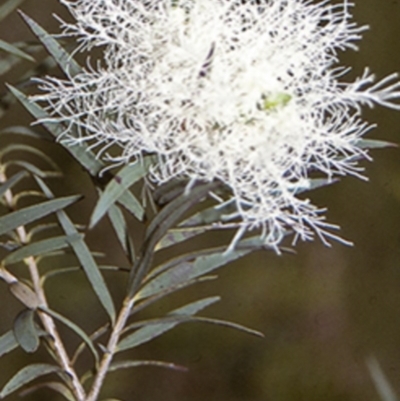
xmin=0 ymin=171 xmax=86 ymax=401
xmin=86 ymin=296 xmax=135 ymax=401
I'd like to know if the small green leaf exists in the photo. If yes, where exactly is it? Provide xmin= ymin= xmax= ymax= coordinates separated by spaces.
xmin=0 ymin=39 xmax=34 ymax=61
xmin=138 ymin=248 xmax=251 ymax=300
xmin=39 ymin=306 xmax=99 ymax=366
xmin=35 ymin=177 xmax=116 ymax=324
xmin=109 ymin=360 xmax=187 ymax=372
xmin=0 ymin=363 xmax=60 ymax=398
xmin=0 ymin=125 xmax=50 ymax=140
xmin=107 ymin=203 xmax=135 ymax=262
xmin=90 ymin=161 xmax=150 ymax=228
xmin=156 ymin=226 xmax=210 ymax=251
xmin=3 ymin=234 xmax=82 ymax=265
xmin=117 ymin=296 xmax=219 ymax=352
xmin=116 ymin=190 xmax=145 ymax=222
xmin=19 ymin=381 xmax=75 ymax=401
xmin=19 ymin=11 xmax=82 ymax=77
xmin=0 ymin=330 xmax=18 ymax=358
xmin=0 ymin=0 xmax=25 ymax=21
xmin=0 ymin=195 xmax=81 ymax=237
xmin=13 ymin=309 xmax=39 ymax=353
xmin=5 ymin=160 xmax=61 ymax=179
xmin=0 ymin=171 xmax=27 ymax=199
xmin=367 ymin=356 xmax=398 ymax=401
xmin=7 ymin=85 xmax=104 ymax=177
xmin=357 ymin=139 xmax=397 ymax=149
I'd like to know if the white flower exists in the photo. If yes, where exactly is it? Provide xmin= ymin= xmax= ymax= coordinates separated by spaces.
xmin=34 ymin=0 xmax=400 ymax=250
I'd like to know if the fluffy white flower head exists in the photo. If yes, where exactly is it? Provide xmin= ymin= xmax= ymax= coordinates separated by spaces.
xmin=35 ymin=0 xmax=400 ymax=249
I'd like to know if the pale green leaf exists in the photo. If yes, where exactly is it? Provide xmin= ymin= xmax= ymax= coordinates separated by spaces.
xmin=137 ymin=248 xmax=251 ymax=300
xmin=0 ymin=330 xmax=18 ymax=358
xmin=20 ymin=11 xmax=82 ymax=77
xmin=0 ymin=363 xmax=59 ymax=398
xmin=367 ymin=356 xmax=398 ymax=401
xmin=5 ymin=160 xmax=61 ymax=179
xmin=117 ymin=296 xmax=219 ymax=352
xmin=107 ymin=203 xmax=135 ymax=261
xmin=90 ymin=161 xmax=150 ymax=228
xmin=35 ymin=177 xmax=116 ymax=324
xmin=3 ymin=234 xmax=82 ymax=265
xmin=19 ymin=381 xmax=75 ymax=401
xmin=13 ymin=309 xmax=39 ymax=353
xmin=0 ymin=39 xmax=34 ymax=61
xmin=0 ymin=125 xmax=49 ymax=140
xmin=0 ymin=171 xmax=27 ymax=199
xmin=109 ymin=360 xmax=187 ymax=372
xmin=39 ymin=306 xmax=99 ymax=366
xmin=7 ymin=85 xmax=104 ymax=177
xmin=156 ymin=226 xmax=210 ymax=251
xmin=0 ymin=195 xmax=81 ymax=237
xmin=357 ymin=139 xmax=397 ymax=149
xmin=0 ymin=0 xmax=25 ymax=21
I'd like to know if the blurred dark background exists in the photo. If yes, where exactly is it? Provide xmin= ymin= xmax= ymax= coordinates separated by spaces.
xmin=1 ymin=1 xmax=400 ymax=400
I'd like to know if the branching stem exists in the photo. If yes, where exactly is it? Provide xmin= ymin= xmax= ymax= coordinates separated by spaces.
xmin=0 ymin=170 xmax=86 ymax=401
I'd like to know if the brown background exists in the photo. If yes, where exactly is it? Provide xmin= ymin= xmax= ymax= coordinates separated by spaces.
xmin=1 ymin=1 xmax=400 ymax=400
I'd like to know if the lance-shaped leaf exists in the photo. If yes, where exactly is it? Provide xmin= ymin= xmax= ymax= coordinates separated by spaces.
xmin=0 ymin=39 xmax=34 ymax=62
xmin=137 ymin=247 xmax=252 ymax=300
xmin=35 ymin=177 xmax=116 ymax=324
xmin=0 ymin=0 xmax=25 ymax=21
xmin=0 ymin=195 xmax=81 ymax=237
xmin=357 ymin=139 xmax=397 ymax=149
xmin=13 ymin=309 xmax=39 ymax=353
xmin=39 ymin=306 xmax=99 ymax=366
xmin=109 ymin=360 xmax=187 ymax=372
xmin=7 ymin=85 xmax=104 ymax=177
xmin=0 ymin=171 xmax=27 ymax=198
xmin=20 ymin=11 xmax=82 ymax=77
xmin=0 ymin=330 xmax=18 ymax=358
xmin=107 ymin=203 xmax=135 ymax=262
xmin=156 ymin=226 xmax=210 ymax=251
xmin=90 ymin=160 xmax=150 ymax=228
xmin=0 ymin=363 xmax=60 ymax=399
xmin=117 ymin=296 xmax=219 ymax=352
xmin=0 ymin=125 xmax=50 ymax=140
xmin=19 ymin=381 xmax=75 ymax=401
xmin=3 ymin=234 xmax=82 ymax=265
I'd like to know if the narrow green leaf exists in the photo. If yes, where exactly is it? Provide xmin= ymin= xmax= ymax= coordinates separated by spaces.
xmin=19 ymin=381 xmax=75 ymax=401
xmin=90 ymin=161 xmax=149 ymax=228
xmin=0 ymin=0 xmax=25 ymax=21
xmin=0 ymin=144 xmax=60 ymax=171
xmin=0 ymin=171 xmax=27 ymax=198
xmin=13 ymin=309 xmax=39 ymax=353
xmin=179 ymin=202 xmax=236 ymax=227
xmin=116 ymin=190 xmax=145 ymax=222
xmin=19 ymin=11 xmax=82 ymax=77
xmin=367 ymin=356 xmax=398 ymax=401
xmin=107 ymin=203 xmax=135 ymax=262
xmin=0 ymin=125 xmax=49 ymax=140
xmin=39 ymin=306 xmax=99 ymax=366
xmin=156 ymin=226 xmax=210 ymax=251
xmin=0 ymin=330 xmax=18 ymax=358
xmin=357 ymin=139 xmax=397 ymax=149
xmin=137 ymin=248 xmax=250 ymax=300
xmin=0 ymin=195 xmax=81 ymax=237
xmin=296 ymin=178 xmax=339 ymax=194
xmin=117 ymin=296 xmax=219 ymax=352
xmin=0 ymin=39 xmax=34 ymax=61
xmin=109 ymin=360 xmax=187 ymax=372
xmin=35 ymin=177 xmax=116 ymax=324
xmin=5 ymin=160 xmax=61 ymax=179
xmin=0 ymin=363 xmax=59 ymax=398
xmin=7 ymin=85 xmax=104 ymax=177
xmin=3 ymin=234 xmax=82 ymax=265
